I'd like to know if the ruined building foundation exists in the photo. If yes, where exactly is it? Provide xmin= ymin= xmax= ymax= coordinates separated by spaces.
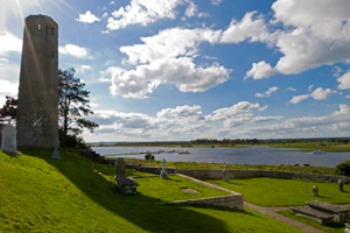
xmin=17 ymin=15 xmax=59 ymax=148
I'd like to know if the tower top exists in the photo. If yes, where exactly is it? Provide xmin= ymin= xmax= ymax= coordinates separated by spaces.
xmin=25 ymin=14 xmax=58 ymax=27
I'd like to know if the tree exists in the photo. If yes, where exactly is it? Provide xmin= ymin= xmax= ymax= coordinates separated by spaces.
xmin=0 ymin=96 xmax=17 ymax=124
xmin=58 ymin=68 xmax=98 ymax=143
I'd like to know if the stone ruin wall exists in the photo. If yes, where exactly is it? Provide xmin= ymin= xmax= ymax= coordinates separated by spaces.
xmin=17 ymin=15 xmax=59 ymax=148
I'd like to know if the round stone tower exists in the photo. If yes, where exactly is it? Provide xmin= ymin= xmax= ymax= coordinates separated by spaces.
xmin=17 ymin=15 xmax=59 ymax=148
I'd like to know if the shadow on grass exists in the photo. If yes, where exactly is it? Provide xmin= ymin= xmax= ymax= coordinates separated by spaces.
xmin=316 ymin=195 xmax=331 ymax=199
xmin=29 ymin=149 xmax=231 ymax=233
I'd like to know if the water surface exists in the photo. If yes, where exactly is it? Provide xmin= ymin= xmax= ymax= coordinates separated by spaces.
xmin=93 ymin=146 xmax=350 ymax=168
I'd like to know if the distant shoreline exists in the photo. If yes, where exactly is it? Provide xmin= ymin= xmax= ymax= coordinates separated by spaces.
xmin=88 ymin=138 xmax=350 ymax=152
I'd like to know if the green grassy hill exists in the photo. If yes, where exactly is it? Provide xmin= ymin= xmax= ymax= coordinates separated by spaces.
xmin=0 ymin=149 xmax=303 ymax=233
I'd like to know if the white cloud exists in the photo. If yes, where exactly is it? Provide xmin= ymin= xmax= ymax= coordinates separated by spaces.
xmin=184 ymin=2 xmax=197 ymax=18
xmin=211 ymin=0 xmax=222 ymax=5
xmin=287 ymin=87 xmax=297 ymax=92
xmin=255 ymin=86 xmax=279 ymax=98
xmin=310 ymin=87 xmax=337 ymax=100
xmin=207 ymin=101 xmax=267 ymax=122
xmin=59 ymin=44 xmax=91 ymax=59
xmin=337 ymin=71 xmax=350 ymax=90
xmin=120 ymin=27 xmax=221 ymax=65
xmin=109 ymin=57 xmax=230 ymax=98
xmin=270 ymin=0 xmax=350 ymax=75
xmin=220 ymin=12 xmax=270 ymax=44
xmin=0 ymin=31 xmax=22 ymax=55
xmin=245 ymin=61 xmax=276 ymax=80
xmin=75 ymin=65 xmax=91 ymax=73
xmin=0 ymin=80 xmax=18 ymax=96
xmin=110 ymin=27 xmax=229 ymax=98
xmin=86 ymin=102 xmax=350 ymax=141
xmin=289 ymin=87 xmax=337 ymax=104
xmin=76 ymin=11 xmax=101 ymax=24
xmin=157 ymin=105 xmax=204 ymax=122
xmin=290 ymin=94 xmax=309 ymax=104
xmin=107 ymin=0 xmax=186 ymax=31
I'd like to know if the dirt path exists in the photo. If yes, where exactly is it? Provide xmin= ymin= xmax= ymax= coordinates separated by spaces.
xmin=244 ymin=202 xmax=327 ymax=233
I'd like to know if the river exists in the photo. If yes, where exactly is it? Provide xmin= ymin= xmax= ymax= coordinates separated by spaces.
xmin=92 ymin=146 xmax=350 ymax=168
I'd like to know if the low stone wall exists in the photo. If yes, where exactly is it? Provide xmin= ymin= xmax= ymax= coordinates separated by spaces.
xmin=168 ymin=174 xmax=244 ymax=210
xmin=178 ymin=169 xmax=350 ymax=183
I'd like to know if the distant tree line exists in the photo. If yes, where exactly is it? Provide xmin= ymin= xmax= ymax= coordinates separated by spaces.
xmin=91 ymin=137 xmax=350 ymax=148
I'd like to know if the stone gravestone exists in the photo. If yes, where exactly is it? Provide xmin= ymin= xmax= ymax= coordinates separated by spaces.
xmin=1 ymin=123 xmax=17 ymax=154
xmin=312 ymin=185 xmax=318 ymax=197
xmin=114 ymin=158 xmax=138 ymax=194
xmin=222 ymin=163 xmax=227 ymax=181
xmin=160 ymin=159 xmax=168 ymax=179
xmin=338 ymin=179 xmax=344 ymax=192
xmin=52 ymin=139 xmax=61 ymax=160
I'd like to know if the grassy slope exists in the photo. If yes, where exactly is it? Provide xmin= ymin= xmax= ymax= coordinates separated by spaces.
xmin=0 ymin=149 xmax=303 ymax=233
xmin=211 ymin=178 xmax=350 ymax=206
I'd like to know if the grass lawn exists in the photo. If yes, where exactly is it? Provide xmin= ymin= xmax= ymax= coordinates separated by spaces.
xmin=125 ymin=158 xmax=337 ymax=175
xmin=0 ymin=149 xmax=304 ymax=233
xmin=210 ymin=178 xmax=350 ymax=206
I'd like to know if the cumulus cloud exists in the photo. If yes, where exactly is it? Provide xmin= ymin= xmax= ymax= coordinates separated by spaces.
xmin=109 ymin=57 xmax=230 ymax=98
xmin=310 ymin=87 xmax=337 ymax=100
xmin=59 ymin=44 xmax=91 ymax=59
xmin=120 ymin=27 xmax=221 ymax=65
xmin=211 ymin=0 xmax=222 ymax=5
xmin=255 ymin=86 xmax=279 ymax=98
xmin=290 ymin=87 xmax=337 ymax=104
xmin=88 ymin=102 xmax=276 ymax=141
xmin=0 ymin=31 xmax=22 ymax=55
xmin=157 ymin=105 xmax=204 ymax=122
xmin=337 ymin=71 xmax=350 ymax=90
xmin=0 ymin=80 xmax=18 ymax=96
xmin=107 ymin=27 xmax=229 ymax=98
xmin=184 ymin=2 xmax=197 ymax=18
xmin=245 ymin=61 xmax=276 ymax=80
xmin=86 ymin=102 xmax=350 ymax=141
xmin=76 ymin=11 xmax=101 ymax=24
xmin=107 ymin=0 xmax=186 ymax=31
xmin=220 ymin=11 xmax=270 ymax=44
xmin=206 ymin=101 xmax=268 ymax=123
xmin=290 ymin=94 xmax=309 ymax=104
xmin=270 ymin=0 xmax=350 ymax=75
xmin=75 ymin=65 xmax=91 ymax=73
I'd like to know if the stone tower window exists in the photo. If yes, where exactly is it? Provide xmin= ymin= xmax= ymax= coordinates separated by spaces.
xmin=51 ymin=27 xmax=54 ymax=36
xmin=51 ymin=51 xmax=54 ymax=58
xmin=38 ymin=24 xmax=41 ymax=30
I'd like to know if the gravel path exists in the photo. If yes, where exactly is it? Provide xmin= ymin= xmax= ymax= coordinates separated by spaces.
xmin=244 ymin=202 xmax=327 ymax=233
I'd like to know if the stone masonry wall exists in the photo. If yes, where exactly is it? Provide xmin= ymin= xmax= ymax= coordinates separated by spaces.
xmin=168 ymin=174 xmax=244 ymax=210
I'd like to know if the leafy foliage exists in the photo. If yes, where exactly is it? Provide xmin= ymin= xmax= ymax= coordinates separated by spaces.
xmin=336 ymin=160 xmax=350 ymax=176
xmin=0 ymin=96 xmax=17 ymax=124
xmin=58 ymin=68 xmax=98 ymax=147
xmin=144 ymin=152 xmax=155 ymax=160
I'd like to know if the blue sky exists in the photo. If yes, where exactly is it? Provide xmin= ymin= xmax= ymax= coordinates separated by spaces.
xmin=1 ymin=0 xmax=350 ymax=142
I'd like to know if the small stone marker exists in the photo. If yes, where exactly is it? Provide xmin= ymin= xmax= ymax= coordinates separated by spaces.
xmin=1 ymin=122 xmax=17 ymax=154
xmin=160 ymin=159 xmax=168 ymax=179
xmin=115 ymin=158 xmax=138 ymax=194
xmin=222 ymin=163 xmax=227 ymax=181
xmin=52 ymin=139 xmax=60 ymax=160
xmin=338 ymin=179 xmax=344 ymax=192
xmin=313 ymin=185 xmax=319 ymax=197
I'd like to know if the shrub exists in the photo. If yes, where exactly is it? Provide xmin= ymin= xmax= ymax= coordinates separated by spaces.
xmin=336 ymin=160 xmax=350 ymax=176
xmin=144 ymin=153 xmax=154 ymax=160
